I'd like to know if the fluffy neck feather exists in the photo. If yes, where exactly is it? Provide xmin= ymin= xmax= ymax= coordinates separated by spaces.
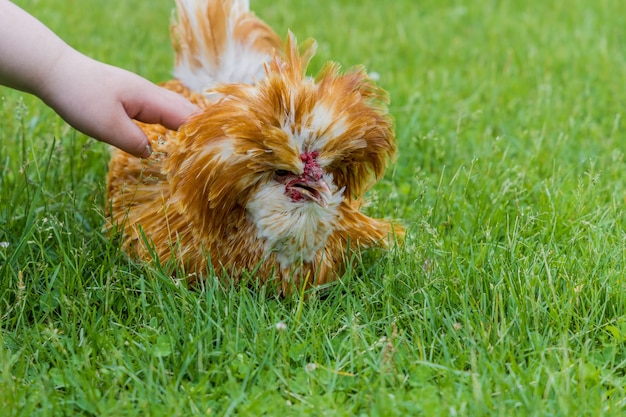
xmin=246 ymin=175 xmax=344 ymax=270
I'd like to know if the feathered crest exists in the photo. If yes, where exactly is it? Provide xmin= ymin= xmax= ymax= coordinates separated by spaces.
xmin=267 ymin=31 xmax=317 ymax=78
xmin=260 ymin=32 xmax=395 ymax=199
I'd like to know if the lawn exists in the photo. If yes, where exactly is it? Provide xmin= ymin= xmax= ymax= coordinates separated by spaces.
xmin=2 ymin=0 xmax=626 ymax=415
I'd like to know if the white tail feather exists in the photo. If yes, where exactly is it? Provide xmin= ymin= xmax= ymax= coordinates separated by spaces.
xmin=171 ymin=0 xmax=282 ymax=93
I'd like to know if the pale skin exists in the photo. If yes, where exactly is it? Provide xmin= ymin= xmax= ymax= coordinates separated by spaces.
xmin=0 ymin=0 xmax=199 ymax=158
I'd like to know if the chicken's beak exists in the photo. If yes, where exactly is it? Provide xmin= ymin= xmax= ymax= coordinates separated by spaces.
xmin=293 ymin=178 xmax=332 ymax=208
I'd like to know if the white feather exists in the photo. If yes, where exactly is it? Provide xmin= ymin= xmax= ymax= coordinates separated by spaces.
xmin=246 ymin=176 xmax=344 ymax=269
xmin=173 ymin=0 xmax=275 ymax=92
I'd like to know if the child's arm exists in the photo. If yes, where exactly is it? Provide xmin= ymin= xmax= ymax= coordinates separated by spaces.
xmin=0 ymin=0 xmax=198 ymax=158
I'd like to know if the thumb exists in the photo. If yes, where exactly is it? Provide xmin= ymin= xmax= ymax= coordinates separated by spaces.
xmin=103 ymin=116 xmax=153 ymax=158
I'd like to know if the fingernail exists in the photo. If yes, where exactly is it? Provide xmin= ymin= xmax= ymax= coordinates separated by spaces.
xmin=141 ymin=144 xmax=153 ymax=159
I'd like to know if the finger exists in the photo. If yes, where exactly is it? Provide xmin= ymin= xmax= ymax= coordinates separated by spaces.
xmin=129 ymin=86 xmax=199 ymax=131
xmin=156 ymin=90 xmax=200 ymax=130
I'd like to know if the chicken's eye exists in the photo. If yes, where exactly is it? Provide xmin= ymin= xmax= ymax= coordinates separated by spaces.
xmin=274 ymin=169 xmax=291 ymax=177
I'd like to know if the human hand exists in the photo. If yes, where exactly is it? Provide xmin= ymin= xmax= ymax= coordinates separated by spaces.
xmin=40 ymin=49 xmax=199 ymax=158
xmin=0 ymin=0 xmax=199 ymax=158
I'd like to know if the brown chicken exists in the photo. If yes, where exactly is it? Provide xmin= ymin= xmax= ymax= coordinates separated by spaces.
xmin=106 ymin=0 xmax=402 ymax=294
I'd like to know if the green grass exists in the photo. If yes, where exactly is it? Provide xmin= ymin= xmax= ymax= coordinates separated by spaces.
xmin=2 ymin=0 xmax=626 ymax=415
